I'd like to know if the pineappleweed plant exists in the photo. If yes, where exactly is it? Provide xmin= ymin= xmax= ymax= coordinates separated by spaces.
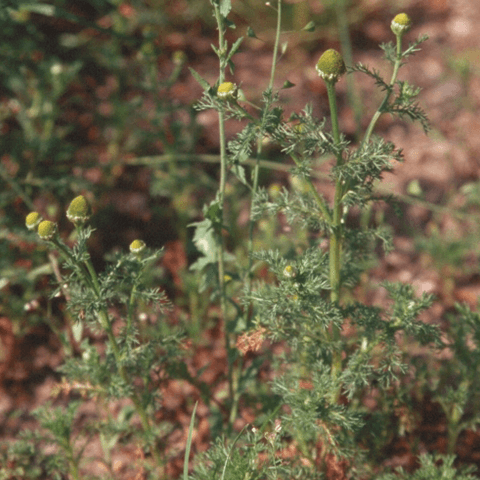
xmin=20 ymin=195 xmax=183 ymax=477
xmin=188 ymin=3 xmax=447 ymax=477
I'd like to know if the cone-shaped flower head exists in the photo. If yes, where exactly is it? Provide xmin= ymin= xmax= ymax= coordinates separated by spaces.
xmin=67 ymin=195 xmax=90 ymax=224
xmin=130 ymin=239 xmax=146 ymax=254
xmin=37 ymin=220 xmax=57 ymax=240
xmin=172 ymin=50 xmax=187 ymax=66
xmin=316 ymin=49 xmax=346 ymax=83
xmin=217 ymin=82 xmax=237 ymax=100
xmin=283 ymin=265 xmax=296 ymax=278
xmin=25 ymin=212 xmax=42 ymax=230
xmin=391 ymin=13 xmax=412 ymax=36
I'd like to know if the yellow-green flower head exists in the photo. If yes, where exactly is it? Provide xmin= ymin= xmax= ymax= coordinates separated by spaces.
xmin=268 ymin=183 xmax=282 ymax=200
xmin=294 ymin=123 xmax=305 ymax=134
xmin=25 ymin=212 xmax=42 ymax=230
xmin=67 ymin=195 xmax=90 ymax=224
xmin=172 ymin=50 xmax=187 ymax=66
xmin=9 ymin=7 xmax=30 ymax=23
xmin=130 ymin=239 xmax=146 ymax=254
xmin=283 ymin=265 xmax=296 ymax=279
xmin=217 ymin=82 xmax=237 ymax=100
xmin=315 ymin=49 xmax=346 ymax=83
xmin=37 ymin=220 xmax=57 ymax=240
xmin=391 ymin=13 xmax=412 ymax=36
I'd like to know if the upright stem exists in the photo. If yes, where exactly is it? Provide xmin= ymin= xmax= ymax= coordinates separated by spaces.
xmin=291 ymin=153 xmax=332 ymax=225
xmin=325 ymin=80 xmax=344 ymax=401
xmin=127 ymin=282 xmax=138 ymax=332
xmin=233 ymin=0 xmax=284 ymax=430
xmin=269 ymin=0 xmax=282 ymax=90
xmin=334 ymin=0 xmax=362 ymax=140
xmin=212 ymin=2 xmax=235 ymax=427
xmin=66 ymin=445 xmax=80 ymax=480
xmin=246 ymin=0 xmax=283 ymax=309
xmin=361 ymin=34 xmax=403 ymax=148
xmin=81 ymin=252 xmax=160 ymax=464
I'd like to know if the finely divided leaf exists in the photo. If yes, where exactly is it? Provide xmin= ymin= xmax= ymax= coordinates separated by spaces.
xmin=226 ymin=37 xmax=243 ymax=62
xmin=220 ymin=0 xmax=231 ymax=17
xmin=189 ymin=67 xmax=211 ymax=91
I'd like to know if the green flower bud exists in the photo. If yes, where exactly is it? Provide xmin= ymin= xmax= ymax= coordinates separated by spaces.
xmin=66 ymin=195 xmax=90 ymax=224
xmin=130 ymin=239 xmax=146 ymax=254
xmin=291 ymin=175 xmax=309 ymax=194
xmin=391 ymin=13 xmax=412 ymax=36
xmin=25 ymin=212 xmax=42 ymax=230
xmin=38 ymin=220 xmax=57 ymax=240
xmin=217 ymin=82 xmax=237 ymax=100
xmin=315 ymin=49 xmax=346 ymax=83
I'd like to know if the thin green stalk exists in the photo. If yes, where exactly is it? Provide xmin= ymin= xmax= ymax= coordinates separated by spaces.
xmin=325 ymin=79 xmax=344 ymax=401
xmin=245 ymin=138 xmax=262 ymax=300
xmin=66 ymin=447 xmax=80 ymax=480
xmin=246 ymin=0 xmax=283 ymax=305
xmin=334 ymin=0 xmax=362 ymax=140
xmin=212 ymin=1 xmax=235 ymax=428
xmin=290 ymin=153 xmax=332 ymax=225
xmin=224 ymin=0 xmax=288 ymax=430
xmin=51 ymin=237 xmax=96 ymax=294
xmin=269 ymin=0 xmax=282 ymax=90
xmin=130 ymin=153 xmax=294 ymax=173
xmin=0 ymin=163 xmax=36 ymax=211
xmin=78 ymin=248 xmax=160 ymax=465
xmin=229 ymin=0 xmax=285 ymax=430
xmin=447 ymin=423 xmax=461 ymax=457
xmin=127 ymin=283 xmax=138 ymax=332
xmin=361 ymin=33 xmax=403 ymax=148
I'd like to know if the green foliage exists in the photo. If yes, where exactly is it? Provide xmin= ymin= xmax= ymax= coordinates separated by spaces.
xmin=191 ymin=423 xmax=327 ymax=480
xmin=416 ymin=301 xmax=480 ymax=455
xmin=185 ymin=1 xmax=452 ymax=477
xmin=2 ymin=197 xmax=185 ymax=476
xmin=0 ymin=422 xmax=73 ymax=480
xmin=376 ymin=454 xmax=477 ymax=480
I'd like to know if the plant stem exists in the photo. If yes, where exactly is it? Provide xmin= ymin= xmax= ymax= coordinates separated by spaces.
xmin=127 ymin=282 xmax=138 ymax=332
xmin=361 ymin=34 xmax=403 ymax=148
xmin=334 ymin=0 xmax=362 ymax=140
xmin=79 ymin=250 xmax=160 ymax=465
xmin=0 ymin=163 xmax=36 ymax=211
xmin=212 ymin=1 xmax=236 ymax=429
xmin=269 ymin=0 xmax=282 ymax=91
xmin=325 ymin=79 xmax=344 ymax=402
xmin=66 ymin=446 xmax=81 ymax=480
xmin=52 ymin=237 xmax=96 ymax=294
xmin=447 ymin=423 xmax=461 ymax=456
xmin=291 ymin=153 xmax=332 ymax=224
xmin=246 ymin=0 xmax=283 ymax=312
xmin=245 ymin=140 xmax=262 ymax=310
xmin=232 ymin=0 xmax=285 ymax=431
